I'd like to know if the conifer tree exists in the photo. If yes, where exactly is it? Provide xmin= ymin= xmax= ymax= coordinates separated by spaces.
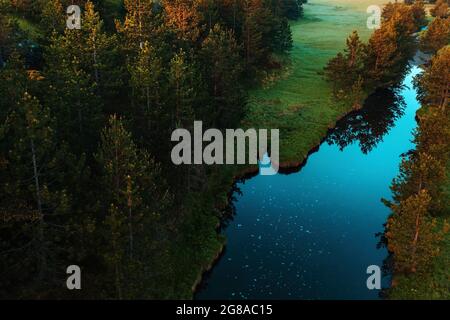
xmin=415 ymin=45 xmax=450 ymax=112
xmin=390 ymin=152 xmax=446 ymax=214
xmin=168 ymin=49 xmax=196 ymax=128
xmin=96 ymin=115 xmax=171 ymax=298
xmin=420 ymin=17 xmax=450 ymax=54
xmin=128 ymin=41 xmax=164 ymax=138
xmin=81 ymin=1 xmax=123 ymax=102
xmin=200 ymin=24 xmax=245 ymax=128
xmin=386 ymin=190 xmax=442 ymax=273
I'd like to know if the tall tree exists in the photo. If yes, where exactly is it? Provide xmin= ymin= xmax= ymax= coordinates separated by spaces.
xmin=420 ymin=17 xmax=450 ymax=54
xmin=415 ymin=45 xmax=450 ymax=112
xmin=200 ymin=24 xmax=245 ymax=128
xmin=96 ymin=115 xmax=171 ymax=299
xmin=386 ymin=190 xmax=442 ymax=273
xmin=168 ymin=49 xmax=196 ymax=128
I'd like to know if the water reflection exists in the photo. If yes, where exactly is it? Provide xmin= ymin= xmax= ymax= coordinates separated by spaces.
xmin=327 ymin=88 xmax=406 ymax=154
xmin=196 ymin=67 xmax=421 ymax=300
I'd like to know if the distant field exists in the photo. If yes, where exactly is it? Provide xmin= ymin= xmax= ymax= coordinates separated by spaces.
xmin=247 ymin=0 xmax=386 ymax=162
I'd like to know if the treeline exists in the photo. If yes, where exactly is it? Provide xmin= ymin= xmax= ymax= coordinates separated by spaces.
xmin=323 ymin=1 xmax=427 ymax=108
xmin=0 ymin=0 xmax=303 ymax=298
xmin=384 ymin=32 xmax=449 ymax=278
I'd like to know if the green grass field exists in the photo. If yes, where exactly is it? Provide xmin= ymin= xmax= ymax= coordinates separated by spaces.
xmin=246 ymin=0 xmax=386 ymax=162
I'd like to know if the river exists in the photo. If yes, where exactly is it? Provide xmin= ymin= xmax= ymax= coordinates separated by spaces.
xmin=196 ymin=65 xmax=422 ymax=300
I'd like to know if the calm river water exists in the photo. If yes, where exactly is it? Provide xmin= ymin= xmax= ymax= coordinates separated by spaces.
xmin=196 ymin=66 xmax=422 ymax=300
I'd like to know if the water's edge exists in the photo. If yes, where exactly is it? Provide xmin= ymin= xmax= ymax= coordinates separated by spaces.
xmin=192 ymin=53 xmax=427 ymax=298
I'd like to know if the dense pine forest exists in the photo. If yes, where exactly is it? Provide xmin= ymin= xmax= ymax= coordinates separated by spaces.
xmin=0 ymin=0 xmax=448 ymax=300
xmin=0 ymin=0 xmax=306 ymax=299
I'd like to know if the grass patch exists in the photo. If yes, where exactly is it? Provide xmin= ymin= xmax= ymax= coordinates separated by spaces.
xmin=246 ymin=0 xmax=386 ymax=163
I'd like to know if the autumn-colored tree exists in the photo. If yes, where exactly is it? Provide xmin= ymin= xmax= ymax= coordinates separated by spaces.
xmin=323 ymin=31 xmax=366 ymax=104
xmin=431 ymin=0 xmax=449 ymax=18
xmin=420 ymin=17 xmax=450 ymax=54
xmin=411 ymin=0 xmax=427 ymax=28
xmin=116 ymin=0 xmax=165 ymax=57
xmin=168 ymin=49 xmax=196 ymax=127
xmin=415 ymin=109 xmax=450 ymax=160
xmin=162 ymin=0 xmax=203 ymax=42
xmin=415 ymin=45 xmax=450 ymax=112
xmin=127 ymin=41 xmax=164 ymax=136
xmin=386 ymin=190 xmax=443 ymax=273
xmin=39 ymin=0 xmax=65 ymax=35
xmin=390 ymin=151 xmax=447 ymax=214
xmin=365 ymin=5 xmax=417 ymax=87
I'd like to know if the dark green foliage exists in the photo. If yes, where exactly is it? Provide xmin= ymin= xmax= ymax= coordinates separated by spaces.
xmin=0 ymin=0 xmax=300 ymax=299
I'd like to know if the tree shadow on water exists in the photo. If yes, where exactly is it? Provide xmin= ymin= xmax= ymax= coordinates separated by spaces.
xmin=327 ymin=87 xmax=407 ymax=154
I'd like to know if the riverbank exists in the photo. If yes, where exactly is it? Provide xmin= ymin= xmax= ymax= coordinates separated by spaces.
xmin=189 ymin=0 xmax=392 ymax=298
xmin=383 ymin=47 xmax=450 ymax=299
xmin=246 ymin=0 xmax=388 ymax=163
xmin=388 ymin=145 xmax=450 ymax=299
xmin=388 ymin=109 xmax=450 ymax=300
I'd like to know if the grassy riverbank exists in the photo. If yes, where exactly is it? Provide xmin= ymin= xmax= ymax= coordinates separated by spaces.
xmin=246 ymin=0 xmax=387 ymax=163
xmin=175 ymin=0 xmax=392 ymax=299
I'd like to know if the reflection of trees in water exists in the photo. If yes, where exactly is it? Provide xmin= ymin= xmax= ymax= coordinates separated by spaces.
xmin=327 ymin=88 xmax=406 ymax=154
xmin=219 ymin=182 xmax=241 ymax=230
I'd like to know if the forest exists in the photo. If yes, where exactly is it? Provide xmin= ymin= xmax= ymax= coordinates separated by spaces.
xmin=0 ymin=0 xmax=449 ymax=300
xmin=0 ymin=0 xmax=307 ymax=299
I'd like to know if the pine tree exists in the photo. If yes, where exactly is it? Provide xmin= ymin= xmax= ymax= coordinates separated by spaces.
xmin=116 ymin=0 xmax=164 ymax=57
xmin=200 ymin=24 xmax=245 ymax=128
xmin=162 ymin=0 xmax=203 ymax=43
xmin=420 ymin=17 xmax=450 ymax=54
xmin=415 ymin=45 xmax=450 ymax=112
xmin=386 ymin=190 xmax=442 ymax=273
xmin=96 ymin=115 xmax=171 ymax=298
xmin=168 ymin=49 xmax=196 ymax=128
xmin=242 ymin=0 xmax=267 ymax=76
xmin=390 ymin=152 xmax=446 ymax=214
xmin=411 ymin=0 xmax=427 ymax=29
xmin=323 ymin=53 xmax=347 ymax=96
xmin=323 ymin=31 xmax=366 ymax=100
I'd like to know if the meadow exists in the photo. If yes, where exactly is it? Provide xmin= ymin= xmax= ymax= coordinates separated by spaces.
xmin=246 ymin=0 xmax=387 ymax=163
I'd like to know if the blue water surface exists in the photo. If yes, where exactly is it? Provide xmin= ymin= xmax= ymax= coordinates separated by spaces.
xmin=196 ymin=66 xmax=421 ymax=300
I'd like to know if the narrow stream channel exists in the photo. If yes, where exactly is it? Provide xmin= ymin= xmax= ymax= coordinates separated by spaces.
xmin=196 ymin=65 xmax=422 ymax=300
